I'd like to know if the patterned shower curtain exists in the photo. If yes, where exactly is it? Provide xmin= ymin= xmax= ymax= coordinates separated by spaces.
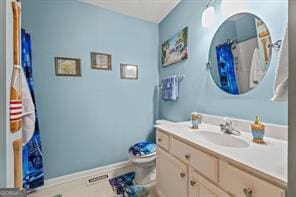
xmin=21 ymin=29 xmax=44 ymax=190
xmin=216 ymin=43 xmax=239 ymax=95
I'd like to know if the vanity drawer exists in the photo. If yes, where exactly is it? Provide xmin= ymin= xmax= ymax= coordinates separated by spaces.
xmin=170 ymin=137 xmax=218 ymax=183
xmin=219 ymin=160 xmax=286 ymax=197
xmin=156 ymin=130 xmax=170 ymax=151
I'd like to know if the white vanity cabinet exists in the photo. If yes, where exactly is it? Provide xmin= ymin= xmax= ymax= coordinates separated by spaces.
xmin=156 ymin=129 xmax=286 ymax=197
xmin=156 ymin=147 xmax=188 ymax=197
xmin=189 ymin=168 xmax=230 ymax=197
xmin=219 ymin=160 xmax=285 ymax=197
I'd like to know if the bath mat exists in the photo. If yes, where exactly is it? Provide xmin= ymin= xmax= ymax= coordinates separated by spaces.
xmin=109 ymin=172 xmax=150 ymax=197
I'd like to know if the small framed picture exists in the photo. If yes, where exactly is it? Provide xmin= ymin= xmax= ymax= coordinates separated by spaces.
xmin=120 ymin=64 xmax=138 ymax=80
xmin=90 ymin=52 xmax=112 ymax=70
xmin=55 ymin=57 xmax=81 ymax=77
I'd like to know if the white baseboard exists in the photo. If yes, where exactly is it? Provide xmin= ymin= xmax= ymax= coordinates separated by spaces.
xmin=34 ymin=160 xmax=131 ymax=191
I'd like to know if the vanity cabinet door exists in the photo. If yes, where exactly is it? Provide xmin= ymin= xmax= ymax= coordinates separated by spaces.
xmin=189 ymin=168 xmax=230 ymax=197
xmin=156 ymin=147 xmax=188 ymax=197
xmin=219 ymin=160 xmax=286 ymax=197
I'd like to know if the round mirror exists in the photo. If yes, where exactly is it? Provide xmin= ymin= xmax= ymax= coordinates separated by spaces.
xmin=208 ymin=13 xmax=272 ymax=95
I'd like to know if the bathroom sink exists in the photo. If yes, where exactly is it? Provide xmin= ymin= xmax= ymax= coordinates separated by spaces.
xmin=196 ymin=131 xmax=249 ymax=148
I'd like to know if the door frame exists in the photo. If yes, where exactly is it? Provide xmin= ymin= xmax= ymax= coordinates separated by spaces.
xmin=0 ymin=0 xmax=7 ymax=188
xmin=288 ymin=0 xmax=296 ymax=196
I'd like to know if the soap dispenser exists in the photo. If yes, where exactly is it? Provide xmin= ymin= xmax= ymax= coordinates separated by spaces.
xmin=191 ymin=112 xmax=202 ymax=129
xmin=251 ymin=116 xmax=265 ymax=144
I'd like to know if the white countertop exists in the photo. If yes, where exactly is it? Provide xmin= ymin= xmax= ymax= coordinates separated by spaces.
xmin=155 ymin=121 xmax=287 ymax=187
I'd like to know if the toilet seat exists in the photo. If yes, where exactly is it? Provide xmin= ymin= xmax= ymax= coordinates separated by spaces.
xmin=131 ymin=151 xmax=156 ymax=158
xmin=128 ymin=141 xmax=156 ymax=158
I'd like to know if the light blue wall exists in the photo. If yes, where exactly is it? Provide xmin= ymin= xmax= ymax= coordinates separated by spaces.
xmin=235 ymin=14 xmax=257 ymax=42
xmin=22 ymin=0 xmax=159 ymax=179
xmin=159 ymin=0 xmax=288 ymax=125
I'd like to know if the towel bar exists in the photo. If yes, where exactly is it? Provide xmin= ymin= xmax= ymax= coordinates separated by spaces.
xmin=159 ymin=74 xmax=184 ymax=87
xmin=161 ymin=74 xmax=185 ymax=81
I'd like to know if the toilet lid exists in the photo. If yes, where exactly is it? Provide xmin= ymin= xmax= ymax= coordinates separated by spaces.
xmin=129 ymin=141 xmax=156 ymax=158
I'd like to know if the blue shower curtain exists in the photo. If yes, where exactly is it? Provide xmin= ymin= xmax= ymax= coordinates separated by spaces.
xmin=21 ymin=29 xmax=44 ymax=190
xmin=216 ymin=43 xmax=239 ymax=95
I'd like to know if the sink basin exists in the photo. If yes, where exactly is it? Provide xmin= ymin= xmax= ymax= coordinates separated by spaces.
xmin=196 ymin=131 xmax=249 ymax=148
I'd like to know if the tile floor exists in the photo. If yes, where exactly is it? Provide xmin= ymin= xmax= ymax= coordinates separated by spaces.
xmin=28 ymin=166 xmax=156 ymax=197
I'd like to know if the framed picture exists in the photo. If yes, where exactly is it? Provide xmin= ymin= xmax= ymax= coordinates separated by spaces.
xmin=90 ymin=52 xmax=112 ymax=70
xmin=55 ymin=57 xmax=81 ymax=76
xmin=162 ymin=27 xmax=188 ymax=67
xmin=120 ymin=64 xmax=138 ymax=80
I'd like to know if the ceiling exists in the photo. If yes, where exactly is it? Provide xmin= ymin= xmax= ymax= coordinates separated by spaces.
xmin=80 ymin=0 xmax=181 ymax=23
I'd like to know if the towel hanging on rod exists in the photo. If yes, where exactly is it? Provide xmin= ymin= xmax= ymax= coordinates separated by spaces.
xmin=271 ymin=26 xmax=288 ymax=101
xmin=160 ymin=74 xmax=184 ymax=101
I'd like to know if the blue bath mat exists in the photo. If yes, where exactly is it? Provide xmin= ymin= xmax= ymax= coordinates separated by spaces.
xmin=109 ymin=172 xmax=150 ymax=197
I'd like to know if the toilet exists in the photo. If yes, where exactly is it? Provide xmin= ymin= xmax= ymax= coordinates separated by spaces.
xmin=129 ymin=141 xmax=156 ymax=185
xmin=128 ymin=120 xmax=174 ymax=186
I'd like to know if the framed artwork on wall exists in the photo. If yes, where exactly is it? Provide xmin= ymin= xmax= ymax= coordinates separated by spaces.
xmin=90 ymin=52 xmax=112 ymax=70
xmin=161 ymin=27 xmax=188 ymax=67
xmin=120 ymin=64 xmax=138 ymax=80
xmin=55 ymin=57 xmax=81 ymax=77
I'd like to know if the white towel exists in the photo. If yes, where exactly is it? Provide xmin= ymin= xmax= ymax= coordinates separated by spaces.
xmin=271 ymin=26 xmax=288 ymax=101
xmin=250 ymin=48 xmax=264 ymax=88
xmin=21 ymin=66 xmax=36 ymax=144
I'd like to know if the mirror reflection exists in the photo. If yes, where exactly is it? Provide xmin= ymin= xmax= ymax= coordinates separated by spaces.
xmin=209 ymin=13 xmax=272 ymax=95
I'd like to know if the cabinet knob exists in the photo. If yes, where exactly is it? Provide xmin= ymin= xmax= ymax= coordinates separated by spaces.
xmin=190 ymin=180 xmax=196 ymax=186
xmin=180 ymin=172 xmax=186 ymax=178
xmin=243 ymin=188 xmax=253 ymax=197
xmin=185 ymin=154 xmax=191 ymax=159
xmin=158 ymin=138 xmax=162 ymax=142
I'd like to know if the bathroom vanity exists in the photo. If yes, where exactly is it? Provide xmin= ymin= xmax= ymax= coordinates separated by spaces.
xmin=154 ymin=117 xmax=287 ymax=197
xmin=155 ymin=8 xmax=288 ymax=197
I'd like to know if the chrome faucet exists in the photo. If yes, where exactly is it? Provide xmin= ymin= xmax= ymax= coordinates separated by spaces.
xmin=220 ymin=118 xmax=241 ymax=135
